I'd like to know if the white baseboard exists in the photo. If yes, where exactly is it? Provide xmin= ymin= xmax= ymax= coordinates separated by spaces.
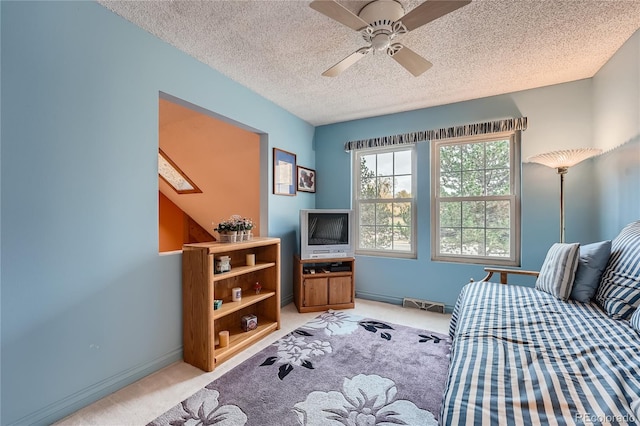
xmin=10 ymin=347 xmax=183 ymax=426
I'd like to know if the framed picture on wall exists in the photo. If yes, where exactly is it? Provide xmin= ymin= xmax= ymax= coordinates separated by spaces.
xmin=273 ymin=148 xmax=296 ymax=196
xmin=297 ymin=166 xmax=316 ymax=193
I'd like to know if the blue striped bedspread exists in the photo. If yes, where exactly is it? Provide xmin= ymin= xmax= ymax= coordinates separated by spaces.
xmin=441 ymin=282 xmax=640 ymax=425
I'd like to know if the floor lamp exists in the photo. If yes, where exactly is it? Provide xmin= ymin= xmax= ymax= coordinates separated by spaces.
xmin=528 ymin=148 xmax=602 ymax=243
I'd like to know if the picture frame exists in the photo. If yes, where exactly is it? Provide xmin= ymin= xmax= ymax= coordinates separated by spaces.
xmin=273 ymin=148 xmax=296 ymax=196
xmin=297 ymin=166 xmax=316 ymax=193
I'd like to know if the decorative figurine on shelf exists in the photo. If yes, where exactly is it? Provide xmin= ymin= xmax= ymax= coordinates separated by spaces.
xmin=215 ymin=256 xmax=231 ymax=274
xmin=254 ymin=281 xmax=262 ymax=294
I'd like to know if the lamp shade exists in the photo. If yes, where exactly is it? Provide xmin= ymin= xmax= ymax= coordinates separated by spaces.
xmin=528 ymin=148 xmax=602 ymax=169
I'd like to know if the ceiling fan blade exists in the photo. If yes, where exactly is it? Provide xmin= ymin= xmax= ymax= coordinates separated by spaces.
xmin=310 ymin=0 xmax=369 ymax=31
xmin=322 ymin=48 xmax=370 ymax=77
xmin=388 ymin=44 xmax=432 ymax=77
xmin=399 ymin=0 xmax=471 ymax=32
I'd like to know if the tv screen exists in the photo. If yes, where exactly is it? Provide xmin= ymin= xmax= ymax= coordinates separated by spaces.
xmin=308 ymin=212 xmax=349 ymax=245
xmin=300 ymin=209 xmax=354 ymax=259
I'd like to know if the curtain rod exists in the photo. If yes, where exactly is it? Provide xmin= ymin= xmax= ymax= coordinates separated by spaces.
xmin=344 ymin=117 xmax=528 ymax=152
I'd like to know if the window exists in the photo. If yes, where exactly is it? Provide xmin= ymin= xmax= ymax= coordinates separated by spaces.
xmin=431 ymin=132 xmax=521 ymax=265
xmin=158 ymin=149 xmax=202 ymax=194
xmin=353 ymin=145 xmax=416 ymax=258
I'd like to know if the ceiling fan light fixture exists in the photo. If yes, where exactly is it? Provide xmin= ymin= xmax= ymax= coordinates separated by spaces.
xmin=310 ymin=0 xmax=471 ymax=77
xmin=371 ymin=33 xmax=392 ymax=50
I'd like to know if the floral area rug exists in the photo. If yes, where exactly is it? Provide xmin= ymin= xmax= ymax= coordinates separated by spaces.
xmin=149 ymin=310 xmax=451 ymax=426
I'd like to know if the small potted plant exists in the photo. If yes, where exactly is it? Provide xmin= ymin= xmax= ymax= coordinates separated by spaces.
xmin=242 ymin=217 xmax=254 ymax=241
xmin=214 ymin=217 xmax=240 ymax=243
xmin=214 ymin=215 xmax=254 ymax=242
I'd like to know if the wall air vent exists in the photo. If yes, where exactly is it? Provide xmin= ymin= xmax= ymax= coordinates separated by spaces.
xmin=402 ymin=297 xmax=445 ymax=314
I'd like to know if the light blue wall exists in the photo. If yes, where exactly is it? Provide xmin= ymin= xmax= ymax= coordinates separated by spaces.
xmin=0 ymin=2 xmax=313 ymax=425
xmin=315 ymin=80 xmax=607 ymax=310
xmin=592 ymin=30 xmax=640 ymax=238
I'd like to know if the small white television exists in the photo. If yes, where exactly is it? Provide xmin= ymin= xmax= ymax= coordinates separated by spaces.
xmin=300 ymin=209 xmax=355 ymax=260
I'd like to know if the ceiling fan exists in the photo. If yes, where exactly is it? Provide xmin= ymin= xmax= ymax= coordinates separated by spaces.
xmin=310 ymin=0 xmax=471 ymax=77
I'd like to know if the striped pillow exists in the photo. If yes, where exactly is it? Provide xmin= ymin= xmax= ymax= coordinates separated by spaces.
xmin=596 ymin=221 xmax=640 ymax=319
xmin=535 ymin=243 xmax=580 ymax=300
xmin=631 ymin=308 xmax=640 ymax=332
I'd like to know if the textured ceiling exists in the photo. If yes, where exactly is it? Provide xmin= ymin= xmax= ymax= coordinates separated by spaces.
xmin=98 ymin=0 xmax=640 ymax=126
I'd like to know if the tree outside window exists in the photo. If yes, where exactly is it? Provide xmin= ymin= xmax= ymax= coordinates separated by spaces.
xmin=431 ymin=133 xmax=521 ymax=265
xmin=354 ymin=146 xmax=416 ymax=258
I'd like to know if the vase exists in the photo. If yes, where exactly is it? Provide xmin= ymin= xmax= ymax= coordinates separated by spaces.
xmin=219 ymin=230 xmax=237 ymax=243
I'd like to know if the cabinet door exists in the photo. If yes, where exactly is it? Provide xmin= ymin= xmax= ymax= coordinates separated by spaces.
xmin=303 ymin=277 xmax=328 ymax=307
xmin=328 ymin=276 xmax=352 ymax=305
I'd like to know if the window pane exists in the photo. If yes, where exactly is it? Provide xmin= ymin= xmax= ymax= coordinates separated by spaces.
xmin=462 ymin=201 xmax=485 ymax=227
xmin=360 ymin=177 xmax=376 ymax=199
xmin=462 ymin=170 xmax=484 ymax=196
xmin=486 ymin=168 xmax=510 ymax=196
xmin=376 ymin=176 xmax=393 ymax=198
xmin=461 ymin=143 xmax=484 ymax=170
xmin=394 ymin=150 xmax=412 ymax=175
xmin=486 ymin=200 xmax=510 ymax=228
xmin=359 ymin=154 xmax=377 ymax=199
xmin=376 ymin=226 xmax=393 ymax=249
xmin=361 ymin=154 xmax=377 ymax=173
xmin=440 ymin=172 xmax=461 ymax=197
xmin=376 ymin=202 xmax=392 ymax=225
xmin=393 ymin=202 xmax=411 ymax=226
xmin=486 ymin=140 xmax=510 ymax=169
xmin=440 ymin=202 xmax=461 ymax=227
xmin=394 ymin=175 xmax=412 ymax=198
xmin=440 ymin=145 xmax=461 ymax=172
xmin=360 ymin=203 xmax=376 ymax=225
xmin=377 ymin=152 xmax=393 ymax=176
xmin=394 ymin=226 xmax=411 ymax=251
xmin=486 ymin=228 xmax=510 ymax=257
xmin=440 ymin=228 xmax=461 ymax=254
xmin=360 ymin=225 xmax=376 ymax=249
xmin=462 ymin=228 xmax=485 ymax=256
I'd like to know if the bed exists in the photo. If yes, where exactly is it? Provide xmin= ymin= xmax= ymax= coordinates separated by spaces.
xmin=441 ymin=221 xmax=640 ymax=425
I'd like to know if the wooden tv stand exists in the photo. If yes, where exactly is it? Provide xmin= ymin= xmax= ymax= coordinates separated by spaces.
xmin=293 ymin=256 xmax=355 ymax=313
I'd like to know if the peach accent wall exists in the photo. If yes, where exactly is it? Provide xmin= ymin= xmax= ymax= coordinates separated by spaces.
xmin=159 ymin=98 xmax=261 ymax=245
xmin=159 ymin=191 xmax=184 ymax=252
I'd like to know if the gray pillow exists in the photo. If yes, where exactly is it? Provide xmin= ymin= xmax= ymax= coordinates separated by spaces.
xmin=570 ymin=240 xmax=612 ymax=302
xmin=535 ymin=243 xmax=580 ymax=301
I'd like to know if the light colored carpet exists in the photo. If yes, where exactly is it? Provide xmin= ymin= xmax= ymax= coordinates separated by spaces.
xmin=56 ymin=299 xmax=451 ymax=425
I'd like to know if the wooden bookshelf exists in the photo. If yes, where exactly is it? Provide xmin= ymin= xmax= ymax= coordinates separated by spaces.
xmin=182 ymin=237 xmax=281 ymax=371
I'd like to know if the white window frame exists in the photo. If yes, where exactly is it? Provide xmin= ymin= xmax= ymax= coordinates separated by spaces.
xmin=431 ymin=131 xmax=521 ymax=266
xmin=353 ymin=145 xmax=417 ymax=259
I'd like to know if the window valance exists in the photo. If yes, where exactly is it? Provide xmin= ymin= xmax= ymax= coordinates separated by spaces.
xmin=344 ymin=117 xmax=528 ymax=151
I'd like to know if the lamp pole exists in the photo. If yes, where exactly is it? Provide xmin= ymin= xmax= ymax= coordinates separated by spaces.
xmin=558 ymin=166 xmax=568 ymax=243
xmin=528 ymin=148 xmax=602 ymax=244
